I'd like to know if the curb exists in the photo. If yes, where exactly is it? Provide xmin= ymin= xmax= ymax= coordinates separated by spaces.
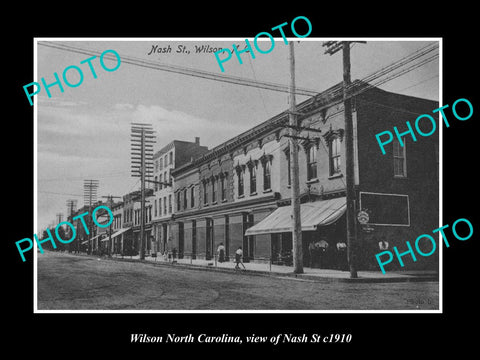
xmin=104 ymin=254 xmax=438 ymax=284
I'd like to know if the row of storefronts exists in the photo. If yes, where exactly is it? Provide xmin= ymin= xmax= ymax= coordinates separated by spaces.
xmin=71 ymin=81 xmax=440 ymax=272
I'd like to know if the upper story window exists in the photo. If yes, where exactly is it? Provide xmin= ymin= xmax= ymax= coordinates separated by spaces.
xmin=323 ymin=129 xmax=344 ymax=178
xmin=329 ymin=136 xmax=342 ymax=176
xmin=220 ymin=173 xmax=227 ymax=201
xmin=159 ymin=174 xmax=163 ymax=190
xmin=393 ymin=139 xmax=407 ymax=177
xmin=203 ymin=180 xmax=209 ymax=205
xmin=211 ymin=177 xmax=217 ymax=203
xmin=154 ymin=176 xmax=158 ymax=191
xmin=177 ymin=191 xmax=181 ymax=211
xmin=307 ymin=145 xmax=317 ymax=180
xmin=263 ymin=161 xmax=271 ymax=190
xmin=158 ymin=198 xmax=162 ymax=216
xmin=190 ymin=186 xmax=195 ymax=208
xmin=169 ymin=151 xmax=173 ymax=165
xmin=183 ymin=188 xmax=188 ymax=209
xmin=260 ymin=154 xmax=273 ymax=191
xmin=284 ymin=149 xmax=291 ymax=186
xmin=159 ymin=158 xmax=163 ymax=170
xmin=168 ymin=194 xmax=172 ymax=214
xmin=235 ymin=165 xmax=245 ymax=197
xmin=248 ymin=161 xmax=257 ymax=194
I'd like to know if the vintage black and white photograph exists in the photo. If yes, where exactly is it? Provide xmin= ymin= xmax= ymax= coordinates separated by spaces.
xmin=33 ymin=38 xmax=441 ymax=312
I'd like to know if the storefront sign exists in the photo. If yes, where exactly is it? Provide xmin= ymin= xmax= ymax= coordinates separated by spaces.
xmin=357 ymin=210 xmax=370 ymax=224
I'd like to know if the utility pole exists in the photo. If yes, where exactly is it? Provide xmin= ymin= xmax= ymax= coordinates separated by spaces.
xmin=66 ymin=199 xmax=77 ymax=252
xmin=131 ymin=123 xmax=155 ymax=260
xmin=323 ymin=41 xmax=365 ymax=279
xmin=84 ymin=179 xmax=99 ymax=255
xmin=289 ymin=41 xmax=303 ymax=274
xmin=55 ymin=213 xmax=63 ymax=224
xmin=101 ymin=195 xmax=121 ymax=256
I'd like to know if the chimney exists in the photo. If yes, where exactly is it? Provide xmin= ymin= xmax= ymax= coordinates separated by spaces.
xmin=195 ymin=137 xmax=200 ymax=145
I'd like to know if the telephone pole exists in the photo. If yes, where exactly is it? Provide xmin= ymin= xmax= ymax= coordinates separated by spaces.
xmin=289 ymin=42 xmax=303 ymax=274
xmin=84 ymin=179 xmax=99 ymax=254
xmin=55 ymin=213 xmax=63 ymax=224
xmin=131 ymin=123 xmax=155 ymax=260
xmin=323 ymin=41 xmax=365 ymax=279
xmin=66 ymin=199 xmax=77 ymax=252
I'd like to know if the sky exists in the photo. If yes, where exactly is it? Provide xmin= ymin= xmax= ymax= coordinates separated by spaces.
xmin=35 ymin=38 xmax=440 ymax=233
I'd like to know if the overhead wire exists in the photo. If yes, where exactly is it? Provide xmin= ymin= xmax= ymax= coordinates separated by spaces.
xmin=38 ymin=41 xmax=439 ymax=103
xmin=36 ymin=40 xmax=439 ymax=197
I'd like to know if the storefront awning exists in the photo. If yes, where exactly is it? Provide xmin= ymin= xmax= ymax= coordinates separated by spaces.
xmin=245 ymin=197 xmax=346 ymax=236
xmin=110 ymin=227 xmax=131 ymax=239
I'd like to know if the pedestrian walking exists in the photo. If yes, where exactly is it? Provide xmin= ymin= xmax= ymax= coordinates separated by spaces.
xmin=336 ymin=240 xmax=348 ymax=271
xmin=235 ymin=246 xmax=246 ymax=270
xmin=217 ymin=242 xmax=225 ymax=263
xmin=316 ymin=239 xmax=329 ymax=268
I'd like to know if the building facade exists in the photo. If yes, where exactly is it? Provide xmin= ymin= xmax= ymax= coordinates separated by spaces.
xmin=150 ymin=138 xmax=209 ymax=257
xmin=169 ymin=81 xmax=439 ymax=271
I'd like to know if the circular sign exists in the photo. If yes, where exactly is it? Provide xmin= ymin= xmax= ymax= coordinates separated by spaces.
xmin=357 ymin=210 xmax=370 ymax=224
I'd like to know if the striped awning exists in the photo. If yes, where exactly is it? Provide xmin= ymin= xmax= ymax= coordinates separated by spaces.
xmin=244 ymin=197 xmax=346 ymax=236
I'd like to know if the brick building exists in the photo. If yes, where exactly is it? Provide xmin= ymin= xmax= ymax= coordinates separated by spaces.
xmin=169 ymin=81 xmax=439 ymax=271
xmin=150 ymin=138 xmax=209 ymax=256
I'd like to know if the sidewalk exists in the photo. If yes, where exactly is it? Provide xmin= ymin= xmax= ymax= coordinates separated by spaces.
xmin=111 ymin=253 xmax=439 ymax=283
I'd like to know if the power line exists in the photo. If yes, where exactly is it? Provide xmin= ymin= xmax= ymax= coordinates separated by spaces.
xmin=38 ymin=190 xmax=84 ymax=197
xmin=38 ymin=171 xmax=130 ymax=182
xmin=38 ymin=41 xmax=438 ymax=101
xmin=39 ymin=41 xmax=320 ymax=97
